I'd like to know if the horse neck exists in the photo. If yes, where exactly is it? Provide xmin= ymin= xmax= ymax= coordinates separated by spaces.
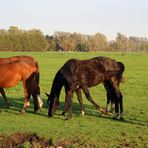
xmin=50 ymin=71 xmax=63 ymax=99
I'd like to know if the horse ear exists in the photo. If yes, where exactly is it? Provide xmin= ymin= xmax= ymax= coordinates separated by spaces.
xmin=45 ymin=92 xmax=50 ymax=97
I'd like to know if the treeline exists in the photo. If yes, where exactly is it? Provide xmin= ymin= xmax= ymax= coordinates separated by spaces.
xmin=0 ymin=26 xmax=148 ymax=52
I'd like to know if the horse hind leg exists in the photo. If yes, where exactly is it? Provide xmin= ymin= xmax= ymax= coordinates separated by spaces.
xmin=104 ymin=80 xmax=120 ymax=119
xmin=29 ymin=74 xmax=40 ymax=113
xmin=76 ymin=88 xmax=85 ymax=115
xmin=33 ymin=86 xmax=43 ymax=112
xmin=119 ymin=92 xmax=124 ymax=120
xmin=33 ymin=72 xmax=43 ymax=111
xmin=36 ymin=86 xmax=43 ymax=110
xmin=103 ymin=83 xmax=115 ymax=114
xmin=0 ymin=88 xmax=10 ymax=108
xmin=104 ymin=92 xmax=112 ymax=114
xmin=81 ymin=86 xmax=101 ymax=111
xmin=21 ymin=81 xmax=31 ymax=113
xmin=21 ymin=93 xmax=31 ymax=113
xmin=110 ymin=78 xmax=123 ymax=120
xmin=111 ymin=80 xmax=123 ymax=120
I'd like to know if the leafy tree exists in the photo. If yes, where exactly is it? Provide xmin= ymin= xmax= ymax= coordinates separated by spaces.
xmin=115 ymin=33 xmax=129 ymax=52
xmin=0 ymin=26 xmax=48 ymax=51
xmin=0 ymin=26 xmax=148 ymax=52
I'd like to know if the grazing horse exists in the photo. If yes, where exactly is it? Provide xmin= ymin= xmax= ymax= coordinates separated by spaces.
xmin=46 ymin=57 xmax=125 ymax=120
xmin=0 ymin=56 xmax=43 ymax=113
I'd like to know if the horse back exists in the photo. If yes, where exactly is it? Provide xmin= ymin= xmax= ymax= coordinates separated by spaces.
xmin=0 ymin=56 xmax=39 ymax=88
xmin=60 ymin=57 xmax=125 ymax=88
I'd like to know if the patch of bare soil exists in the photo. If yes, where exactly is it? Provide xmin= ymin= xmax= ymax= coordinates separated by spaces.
xmin=0 ymin=133 xmax=97 ymax=148
xmin=0 ymin=133 xmax=53 ymax=148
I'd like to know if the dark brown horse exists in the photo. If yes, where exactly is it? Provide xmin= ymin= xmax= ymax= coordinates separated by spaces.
xmin=46 ymin=56 xmax=125 ymax=120
xmin=0 ymin=55 xmax=43 ymax=113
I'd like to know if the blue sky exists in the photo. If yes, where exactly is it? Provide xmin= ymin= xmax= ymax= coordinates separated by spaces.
xmin=0 ymin=0 xmax=148 ymax=40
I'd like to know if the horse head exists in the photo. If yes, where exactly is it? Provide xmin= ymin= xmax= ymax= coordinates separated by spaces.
xmin=46 ymin=93 xmax=60 ymax=117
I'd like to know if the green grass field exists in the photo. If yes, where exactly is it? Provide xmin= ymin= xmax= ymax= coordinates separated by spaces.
xmin=0 ymin=52 xmax=148 ymax=147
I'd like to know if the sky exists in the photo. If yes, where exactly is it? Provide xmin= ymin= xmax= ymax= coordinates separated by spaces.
xmin=0 ymin=0 xmax=148 ymax=40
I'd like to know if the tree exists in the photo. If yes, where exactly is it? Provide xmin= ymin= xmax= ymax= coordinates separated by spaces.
xmin=0 ymin=26 xmax=48 ymax=51
xmin=88 ymin=33 xmax=108 ymax=51
xmin=115 ymin=33 xmax=129 ymax=52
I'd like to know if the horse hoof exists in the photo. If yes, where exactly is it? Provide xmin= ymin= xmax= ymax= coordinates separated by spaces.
xmin=120 ymin=117 xmax=124 ymax=121
xmin=100 ymin=107 xmax=108 ymax=114
xmin=5 ymin=102 xmax=11 ymax=108
xmin=20 ymin=112 xmax=24 ymax=115
xmin=34 ymin=110 xmax=38 ymax=114
xmin=81 ymin=111 xmax=85 ymax=116
xmin=21 ymin=109 xmax=26 ymax=114
xmin=6 ymin=106 xmax=10 ymax=109
xmin=61 ymin=112 xmax=65 ymax=116
xmin=8 ymin=102 xmax=12 ymax=106
xmin=65 ymin=116 xmax=72 ymax=120
xmin=109 ymin=108 xmax=115 ymax=114
xmin=113 ymin=116 xmax=118 ymax=120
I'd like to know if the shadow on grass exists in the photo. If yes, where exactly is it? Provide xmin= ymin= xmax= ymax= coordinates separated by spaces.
xmin=53 ymin=101 xmax=147 ymax=126
xmin=0 ymin=96 xmax=48 ymax=117
xmin=0 ymin=96 xmax=147 ymax=126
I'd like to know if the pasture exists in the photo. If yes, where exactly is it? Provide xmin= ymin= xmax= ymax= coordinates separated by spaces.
xmin=0 ymin=52 xmax=148 ymax=147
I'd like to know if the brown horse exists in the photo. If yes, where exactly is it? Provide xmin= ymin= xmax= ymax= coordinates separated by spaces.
xmin=0 ymin=55 xmax=43 ymax=113
xmin=46 ymin=56 xmax=125 ymax=120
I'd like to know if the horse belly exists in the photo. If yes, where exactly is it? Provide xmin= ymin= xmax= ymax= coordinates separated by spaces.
xmin=0 ymin=73 xmax=21 ymax=88
xmin=22 ymin=69 xmax=36 ymax=80
xmin=86 ymin=73 xmax=104 ymax=87
xmin=87 ymin=79 xmax=102 ymax=87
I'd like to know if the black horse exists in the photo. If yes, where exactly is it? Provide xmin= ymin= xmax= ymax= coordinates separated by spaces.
xmin=46 ymin=56 xmax=125 ymax=120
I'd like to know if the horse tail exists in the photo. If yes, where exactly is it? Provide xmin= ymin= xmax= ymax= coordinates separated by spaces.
xmin=33 ymin=60 xmax=40 ymax=95
xmin=117 ymin=62 xmax=125 ymax=83
xmin=118 ymin=62 xmax=125 ymax=74
xmin=35 ymin=61 xmax=40 ymax=85
xmin=50 ymin=70 xmax=64 ymax=99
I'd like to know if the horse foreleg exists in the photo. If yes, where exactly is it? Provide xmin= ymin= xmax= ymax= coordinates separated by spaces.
xmin=81 ymin=86 xmax=101 ymax=110
xmin=0 ymin=88 xmax=10 ymax=108
xmin=110 ymin=101 xmax=115 ymax=113
xmin=65 ymin=90 xmax=73 ymax=120
xmin=76 ymin=89 xmax=85 ymax=115
xmin=61 ymin=95 xmax=67 ymax=116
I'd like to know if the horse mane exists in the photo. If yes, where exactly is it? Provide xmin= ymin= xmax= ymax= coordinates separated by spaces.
xmin=50 ymin=70 xmax=64 ymax=99
xmin=49 ymin=59 xmax=78 ymax=99
xmin=60 ymin=59 xmax=77 ymax=85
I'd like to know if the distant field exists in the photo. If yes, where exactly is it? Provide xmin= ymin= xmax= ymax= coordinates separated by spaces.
xmin=0 ymin=52 xmax=148 ymax=147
